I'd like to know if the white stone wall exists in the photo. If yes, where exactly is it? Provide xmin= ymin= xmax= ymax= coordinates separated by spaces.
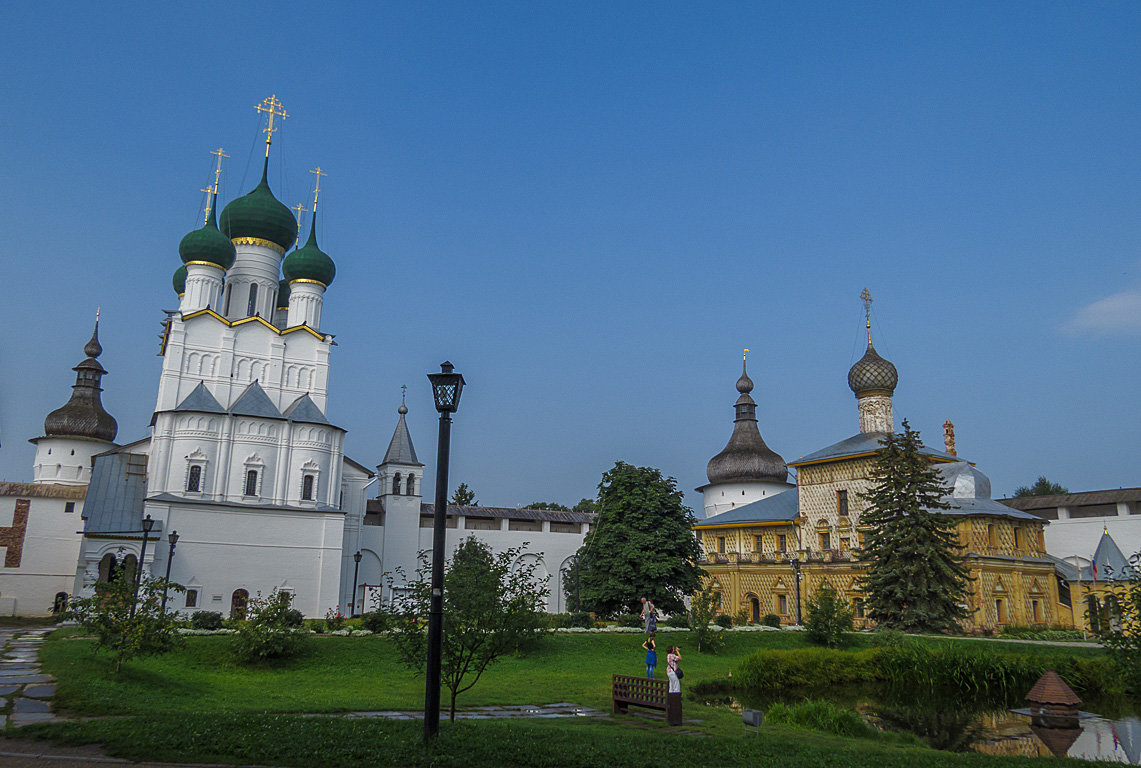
xmin=0 ymin=491 xmax=85 ymax=616
xmin=1044 ymin=504 xmax=1141 ymax=565
xmin=702 ymin=479 xmax=794 ymax=519
xmin=31 ymin=437 xmax=111 ymax=486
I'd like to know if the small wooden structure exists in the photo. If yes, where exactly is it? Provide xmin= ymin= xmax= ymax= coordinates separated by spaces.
xmin=612 ymin=674 xmax=681 ymax=725
xmin=1026 ymin=669 xmax=1082 ymax=729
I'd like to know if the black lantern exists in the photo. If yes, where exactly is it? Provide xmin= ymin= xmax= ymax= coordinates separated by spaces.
xmin=428 ymin=361 xmax=465 ymax=413
xmin=131 ymin=514 xmax=156 ymax=618
xmin=424 ymin=361 xmax=464 ymax=741
xmin=161 ymin=530 xmax=180 ymax=614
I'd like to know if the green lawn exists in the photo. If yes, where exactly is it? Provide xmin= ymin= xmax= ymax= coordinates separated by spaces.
xmin=10 ymin=629 xmax=1122 ymax=767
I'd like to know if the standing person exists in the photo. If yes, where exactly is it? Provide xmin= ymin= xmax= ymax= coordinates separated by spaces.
xmin=640 ymin=596 xmax=656 ymax=633
xmin=642 ymin=635 xmax=657 ymax=679
xmin=666 ymin=645 xmax=681 ymax=693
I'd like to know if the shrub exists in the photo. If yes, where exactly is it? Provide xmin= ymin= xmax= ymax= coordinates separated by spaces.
xmin=324 ymin=606 xmax=346 ymax=631
xmin=304 ymin=619 xmax=324 ymax=634
xmin=232 ymin=589 xmax=308 ymax=663
xmin=665 ymin=613 xmax=689 ymax=629
xmin=714 ymin=614 xmax=733 ymax=629
xmin=190 ymin=611 xmax=224 ymax=630
xmin=804 ymin=583 xmax=853 ymax=648
xmin=549 ymin=612 xmax=594 ymax=629
xmin=761 ymin=613 xmax=782 ymax=628
xmin=1000 ymin=624 xmax=1087 ymax=642
xmin=736 ymin=647 xmax=882 ymax=689
xmin=869 ymin=628 xmax=906 ymax=648
xmin=282 ymin=609 xmax=304 ymax=628
xmin=360 ymin=610 xmax=391 ymax=633
xmin=617 ymin=613 xmax=642 ymax=628
xmin=733 ymin=609 xmax=750 ymax=626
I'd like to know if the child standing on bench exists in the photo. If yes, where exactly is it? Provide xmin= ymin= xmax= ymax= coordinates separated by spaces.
xmin=642 ymin=635 xmax=657 ymax=678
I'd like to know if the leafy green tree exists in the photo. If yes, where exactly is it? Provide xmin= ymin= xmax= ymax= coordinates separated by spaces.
xmin=67 ymin=568 xmax=183 ymax=672
xmin=576 ymin=461 xmax=703 ymax=616
xmin=804 ymin=582 xmax=854 ymax=647
xmin=1013 ymin=476 xmax=1068 ymax=497
xmin=387 ymin=537 xmax=549 ymax=720
xmin=526 ymin=501 xmax=570 ymax=511
xmin=450 ymin=483 xmax=477 ymax=506
xmin=572 ymin=498 xmax=598 ymax=515
xmin=1089 ymin=552 xmax=1141 ymax=692
xmin=560 ymin=552 xmax=587 ymax=612
xmin=231 ymin=588 xmax=308 ymax=663
xmin=857 ymin=421 xmax=971 ymax=633
xmin=689 ymin=581 xmax=725 ymax=653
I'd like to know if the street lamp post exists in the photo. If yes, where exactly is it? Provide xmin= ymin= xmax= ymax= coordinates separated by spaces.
xmin=352 ymin=550 xmax=362 ymax=617
xmin=791 ymin=556 xmax=802 ymax=625
xmin=131 ymin=514 xmax=155 ymax=618
xmin=161 ymin=531 xmax=179 ymax=614
xmin=424 ymin=361 xmax=465 ymax=742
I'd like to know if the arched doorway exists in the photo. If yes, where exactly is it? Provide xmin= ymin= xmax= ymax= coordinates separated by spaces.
xmin=121 ymin=554 xmax=138 ymax=583
xmin=52 ymin=592 xmax=69 ymax=614
xmin=98 ymin=553 xmax=117 ymax=583
xmin=749 ymin=596 xmax=760 ymax=624
xmin=231 ymin=588 xmax=249 ymax=619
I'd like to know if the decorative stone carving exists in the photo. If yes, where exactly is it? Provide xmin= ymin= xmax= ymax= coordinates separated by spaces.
xmin=857 ymin=394 xmax=893 ymax=434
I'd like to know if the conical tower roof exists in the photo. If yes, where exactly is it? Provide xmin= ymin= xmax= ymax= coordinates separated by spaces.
xmin=43 ymin=320 xmax=118 ymax=442
xmin=706 ymin=360 xmax=787 ymax=484
xmin=382 ymin=400 xmax=422 ymax=466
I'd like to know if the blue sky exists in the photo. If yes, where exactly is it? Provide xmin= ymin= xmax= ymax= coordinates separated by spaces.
xmin=1 ymin=2 xmax=1139 ymax=511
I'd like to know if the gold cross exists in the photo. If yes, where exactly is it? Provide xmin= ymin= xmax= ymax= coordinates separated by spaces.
xmin=200 ymin=187 xmax=214 ymax=225
xmin=209 ymin=147 xmax=228 ymax=193
xmin=309 ymin=166 xmax=327 ymax=212
xmin=255 ymin=95 xmax=289 ymax=157
xmin=291 ymin=203 xmax=308 ymax=241
xmin=860 ymin=288 xmax=873 ymax=343
xmin=743 ymin=348 xmax=749 ymax=362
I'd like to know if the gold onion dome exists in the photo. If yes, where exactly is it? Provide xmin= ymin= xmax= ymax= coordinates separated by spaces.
xmin=179 ymin=195 xmax=236 ymax=269
xmin=847 ymin=341 xmax=898 ymax=396
xmin=219 ymin=157 xmax=298 ymax=252
xmin=173 ymin=265 xmax=187 ymax=295
xmin=706 ymin=360 xmax=787 ymax=484
xmin=282 ymin=212 xmax=335 ymax=287
xmin=43 ymin=322 xmax=118 ymax=442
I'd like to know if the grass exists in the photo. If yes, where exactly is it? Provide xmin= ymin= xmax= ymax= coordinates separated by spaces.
xmin=10 ymin=629 xmax=1123 ymax=767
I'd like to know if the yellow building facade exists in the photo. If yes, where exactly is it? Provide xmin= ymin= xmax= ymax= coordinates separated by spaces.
xmin=694 ymin=317 xmax=1074 ymax=631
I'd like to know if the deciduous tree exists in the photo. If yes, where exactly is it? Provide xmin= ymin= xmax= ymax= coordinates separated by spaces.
xmin=1013 ymin=477 xmax=1068 ymax=497
xmin=575 ymin=461 xmax=703 ymax=616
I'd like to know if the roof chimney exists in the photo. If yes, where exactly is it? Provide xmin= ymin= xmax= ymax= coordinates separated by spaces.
xmin=943 ymin=419 xmax=957 ymax=456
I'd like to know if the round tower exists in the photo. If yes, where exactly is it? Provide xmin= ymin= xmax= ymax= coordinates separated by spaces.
xmin=30 ymin=318 xmax=118 ymax=485
xmin=700 ymin=357 xmax=793 ymax=518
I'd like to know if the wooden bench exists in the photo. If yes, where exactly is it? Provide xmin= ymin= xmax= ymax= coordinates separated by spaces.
xmin=612 ymin=674 xmax=681 ymax=725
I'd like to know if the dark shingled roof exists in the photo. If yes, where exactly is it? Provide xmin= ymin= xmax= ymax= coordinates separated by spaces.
xmin=419 ymin=503 xmax=595 ymax=523
xmin=789 ymin=431 xmax=961 ymax=467
xmin=999 ymin=487 xmax=1141 ymax=512
xmin=382 ymin=409 xmax=421 ymax=466
xmin=283 ymin=394 xmax=330 ymax=425
xmin=694 ymin=489 xmax=799 ymax=527
xmin=173 ymin=381 xmax=226 ymax=414
xmin=1026 ymin=670 xmax=1082 ymax=706
xmin=229 ymin=381 xmax=284 ymax=419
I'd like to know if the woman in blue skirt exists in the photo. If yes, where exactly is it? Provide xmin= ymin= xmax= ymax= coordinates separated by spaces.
xmin=642 ymin=634 xmax=657 ymax=678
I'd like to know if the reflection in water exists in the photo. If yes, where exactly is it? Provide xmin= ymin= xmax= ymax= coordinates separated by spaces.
xmin=698 ymin=683 xmax=1141 ymax=763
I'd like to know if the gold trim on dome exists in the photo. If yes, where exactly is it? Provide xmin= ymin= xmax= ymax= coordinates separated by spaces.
xmin=232 ymin=236 xmax=286 ymax=255
xmin=289 ymin=278 xmax=328 ymax=288
xmin=184 ymin=260 xmax=225 ymax=270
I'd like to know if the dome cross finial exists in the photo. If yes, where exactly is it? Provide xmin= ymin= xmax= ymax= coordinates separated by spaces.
xmin=309 ymin=166 xmax=327 ymax=214
xmin=860 ymin=287 xmax=874 ymax=345
xmin=255 ymin=95 xmax=289 ymax=158
xmin=291 ymin=203 xmax=308 ymax=246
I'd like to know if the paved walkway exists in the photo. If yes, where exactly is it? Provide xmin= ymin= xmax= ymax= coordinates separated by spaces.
xmin=0 ymin=627 xmax=60 ymax=729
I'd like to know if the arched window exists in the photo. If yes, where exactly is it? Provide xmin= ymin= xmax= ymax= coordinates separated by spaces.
xmin=122 ymin=554 xmax=138 ymax=583
xmin=245 ymin=470 xmax=259 ymax=497
xmin=98 ymin=553 xmax=117 ymax=583
xmin=52 ymin=592 xmax=69 ymax=614
xmin=247 ymin=283 xmax=259 ymax=317
xmin=231 ymin=588 xmax=249 ymax=620
xmin=392 ymin=473 xmax=402 ymax=495
xmin=187 ymin=465 xmax=202 ymax=493
xmin=302 ymin=474 xmax=315 ymax=501
xmin=406 ymin=474 xmax=415 ymax=496
xmin=987 ymin=524 xmax=996 ymax=547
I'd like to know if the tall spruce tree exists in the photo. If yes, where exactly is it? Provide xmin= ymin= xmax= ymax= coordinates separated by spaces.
xmin=576 ymin=461 xmax=703 ymax=615
xmin=857 ymin=421 xmax=971 ymax=633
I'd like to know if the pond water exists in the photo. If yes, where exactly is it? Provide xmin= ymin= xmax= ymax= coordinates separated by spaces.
xmin=697 ymin=683 xmax=1141 ymax=763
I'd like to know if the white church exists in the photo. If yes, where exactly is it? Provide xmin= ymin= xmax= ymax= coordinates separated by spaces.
xmin=0 ymin=100 xmax=591 ymax=618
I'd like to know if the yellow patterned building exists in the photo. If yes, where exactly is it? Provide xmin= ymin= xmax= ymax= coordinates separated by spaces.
xmin=694 ymin=318 xmax=1070 ymax=630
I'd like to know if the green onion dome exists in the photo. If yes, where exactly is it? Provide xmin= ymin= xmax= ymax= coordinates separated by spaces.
xmin=179 ymin=197 xmax=237 ymax=269
xmin=173 ymin=264 xmax=187 ymax=295
xmin=219 ymin=157 xmax=297 ymax=253
xmin=276 ymin=279 xmax=291 ymax=310
xmin=282 ymin=214 xmax=336 ymax=287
